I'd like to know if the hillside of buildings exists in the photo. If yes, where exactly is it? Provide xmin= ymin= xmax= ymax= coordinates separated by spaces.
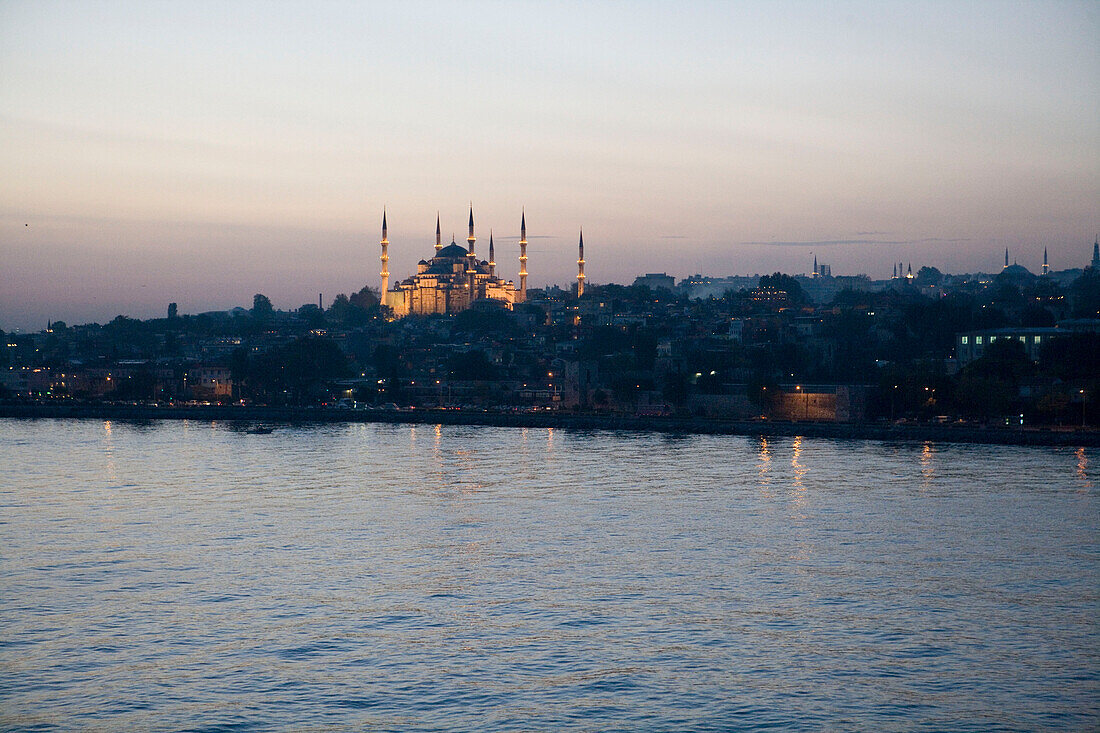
xmin=3 ymin=262 xmax=1099 ymax=427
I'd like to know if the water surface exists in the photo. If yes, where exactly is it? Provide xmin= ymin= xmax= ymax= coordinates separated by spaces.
xmin=1 ymin=419 xmax=1097 ymax=730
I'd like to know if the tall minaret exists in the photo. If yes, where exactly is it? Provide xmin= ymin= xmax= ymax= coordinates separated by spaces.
xmin=812 ymin=254 xmax=819 ymax=279
xmin=380 ymin=210 xmax=390 ymax=297
xmin=906 ymin=262 xmax=913 ymax=280
xmin=577 ymin=229 xmax=586 ymax=298
xmin=518 ymin=211 xmax=528 ymax=303
xmin=1004 ymin=248 xmax=1010 ymax=269
xmin=488 ymin=230 xmax=496 ymax=278
xmin=1091 ymin=237 xmax=1100 ymax=269
xmin=466 ymin=206 xmax=477 ymax=297
xmin=1042 ymin=247 xmax=1050 ymax=276
xmin=892 ymin=263 xmax=897 ymax=279
xmin=435 ymin=213 xmax=442 ymax=254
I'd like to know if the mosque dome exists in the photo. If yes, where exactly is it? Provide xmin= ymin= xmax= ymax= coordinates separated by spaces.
xmin=436 ymin=243 xmax=469 ymax=259
xmin=997 ymin=264 xmax=1036 ymax=284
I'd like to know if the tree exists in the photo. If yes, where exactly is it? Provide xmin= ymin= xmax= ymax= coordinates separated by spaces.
xmin=327 ymin=293 xmax=352 ymax=324
xmin=914 ymin=266 xmax=943 ymax=287
xmin=758 ymin=273 xmax=807 ymax=305
xmin=349 ymin=285 xmax=380 ymax=310
xmin=239 ymin=336 xmax=351 ymax=404
xmin=964 ymin=338 xmax=1034 ymax=382
xmin=452 ymin=308 xmax=518 ymax=336
xmin=1040 ymin=334 xmax=1100 ymax=380
xmin=297 ymin=304 xmax=326 ymax=328
xmin=251 ymin=294 xmax=274 ymax=323
xmin=448 ymin=349 xmax=497 ymax=380
xmin=1070 ymin=270 xmax=1100 ymax=318
xmin=167 ymin=302 xmax=178 ymax=320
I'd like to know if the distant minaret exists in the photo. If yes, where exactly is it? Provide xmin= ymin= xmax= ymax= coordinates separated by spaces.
xmin=1004 ymin=248 xmax=1010 ymax=269
xmin=892 ymin=263 xmax=898 ymax=279
xmin=906 ymin=262 xmax=913 ymax=280
xmin=1042 ymin=247 xmax=1050 ymax=276
xmin=518 ymin=211 xmax=528 ymax=303
xmin=466 ymin=206 xmax=477 ymax=296
xmin=488 ymin=229 xmax=496 ymax=278
xmin=380 ymin=210 xmax=390 ymax=297
xmin=812 ymin=254 xmax=819 ymax=279
xmin=435 ymin=213 xmax=442 ymax=254
xmin=1092 ymin=237 xmax=1100 ymax=269
xmin=577 ymin=229 xmax=586 ymax=298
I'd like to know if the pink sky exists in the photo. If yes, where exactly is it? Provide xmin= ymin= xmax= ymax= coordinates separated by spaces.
xmin=1 ymin=1 xmax=1097 ymax=329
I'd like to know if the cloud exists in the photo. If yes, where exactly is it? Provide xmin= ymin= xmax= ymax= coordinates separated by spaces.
xmin=742 ymin=238 xmax=972 ymax=247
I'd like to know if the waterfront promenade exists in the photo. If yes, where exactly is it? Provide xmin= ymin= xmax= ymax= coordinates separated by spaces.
xmin=3 ymin=403 xmax=1097 ymax=447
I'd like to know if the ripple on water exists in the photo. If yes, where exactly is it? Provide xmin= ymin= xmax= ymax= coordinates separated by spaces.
xmin=0 ymin=419 xmax=1097 ymax=731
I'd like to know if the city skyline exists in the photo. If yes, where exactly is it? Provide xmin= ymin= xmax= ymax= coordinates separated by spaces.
xmin=2 ymin=1 xmax=1098 ymax=329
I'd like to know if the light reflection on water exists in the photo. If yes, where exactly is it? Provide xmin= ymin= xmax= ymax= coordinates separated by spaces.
xmin=1078 ymin=446 xmax=1092 ymax=489
xmin=1 ymin=419 xmax=1097 ymax=732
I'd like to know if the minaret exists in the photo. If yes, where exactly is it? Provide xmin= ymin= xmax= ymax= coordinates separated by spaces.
xmin=892 ymin=263 xmax=897 ymax=279
xmin=1004 ymin=248 xmax=1010 ymax=270
xmin=435 ymin=213 xmax=442 ymax=254
xmin=1042 ymin=247 xmax=1050 ymax=276
xmin=488 ymin=229 xmax=496 ymax=278
xmin=380 ymin=210 xmax=390 ymax=297
xmin=466 ymin=206 xmax=477 ymax=297
xmin=906 ymin=262 xmax=913 ymax=280
xmin=518 ymin=211 xmax=528 ymax=303
xmin=812 ymin=254 xmax=819 ymax=279
xmin=576 ymin=229 xmax=586 ymax=298
xmin=1091 ymin=237 xmax=1100 ymax=269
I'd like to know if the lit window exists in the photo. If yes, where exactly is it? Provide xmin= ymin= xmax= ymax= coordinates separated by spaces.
xmin=976 ymin=336 xmax=983 ymax=345
xmin=961 ymin=336 xmax=969 ymax=345
xmin=1033 ymin=336 xmax=1041 ymax=343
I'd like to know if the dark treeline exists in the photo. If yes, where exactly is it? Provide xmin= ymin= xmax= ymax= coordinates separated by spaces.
xmin=4 ymin=267 xmax=1099 ymax=425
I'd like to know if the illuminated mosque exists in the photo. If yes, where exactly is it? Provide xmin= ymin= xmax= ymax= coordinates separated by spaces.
xmin=379 ymin=207 xmax=586 ymax=317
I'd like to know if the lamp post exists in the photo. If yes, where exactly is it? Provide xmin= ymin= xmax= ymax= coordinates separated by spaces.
xmin=1081 ymin=389 xmax=1087 ymax=428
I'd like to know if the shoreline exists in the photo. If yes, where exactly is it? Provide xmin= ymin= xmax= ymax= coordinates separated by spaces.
xmin=2 ymin=403 xmax=1098 ymax=447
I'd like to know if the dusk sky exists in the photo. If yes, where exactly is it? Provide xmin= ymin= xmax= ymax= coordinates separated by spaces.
xmin=2 ymin=1 xmax=1097 ymax=330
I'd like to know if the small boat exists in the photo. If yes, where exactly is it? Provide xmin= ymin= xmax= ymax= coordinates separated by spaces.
xmin=245 ymin=426 xmax=274 ymax=435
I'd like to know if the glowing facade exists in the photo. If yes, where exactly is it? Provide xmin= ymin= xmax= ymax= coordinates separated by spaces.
xmin=382 ymin=208 xmax=523 ymax=317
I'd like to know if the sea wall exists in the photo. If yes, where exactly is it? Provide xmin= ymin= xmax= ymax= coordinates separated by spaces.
xmin=1 ymin=404 xmax=1098 ymax=447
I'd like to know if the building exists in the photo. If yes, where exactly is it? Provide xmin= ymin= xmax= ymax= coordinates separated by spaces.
xmin=954 ymin=321 xmax=1100 ymax=365
xmin=811 ymin=256 xmax=830 ymax=279
xmin=633 ymin=273 xmax=676 ymax=291
xmin=955 ymin=328 xmax=1058 ymax=365
xmin=382 ymin=208 xmax=522 ymax=317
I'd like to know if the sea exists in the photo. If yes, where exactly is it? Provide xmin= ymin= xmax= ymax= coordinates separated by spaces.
xmin=1 ymin=418 xmax=1097 ymax=731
